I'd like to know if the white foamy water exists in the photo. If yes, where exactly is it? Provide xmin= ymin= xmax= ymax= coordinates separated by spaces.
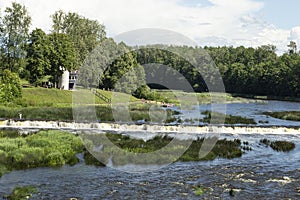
xmin=0 ymin=120 xmax=299 ymax=135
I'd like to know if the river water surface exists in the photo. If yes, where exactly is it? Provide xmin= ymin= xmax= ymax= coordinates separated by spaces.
xmin=0 ymin=100 xmax=300 ymax=199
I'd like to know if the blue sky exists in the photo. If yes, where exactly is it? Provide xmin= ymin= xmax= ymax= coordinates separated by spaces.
xmin=180 ymin=0 xmax=300 ymax=29
xmin=259 ymin=0 xmax=300 ymax=29
xmin=1 ymin=0 xmax=300 ymax=53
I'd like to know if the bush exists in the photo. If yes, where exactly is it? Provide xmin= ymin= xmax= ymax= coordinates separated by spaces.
xmin=0 ymin=129 xmax=20 ymax=138
xmin=10 ymin=147 xmax=44 ymax=169
xmin=4 ymin=185 xmax=38 ymax=200
xmin=264 ymin=111 xmax=300 ymax=122
xmin=270 ymin=141 xmax=295 ymax=152
xmin=46 ymin=151 xmax=65 ymax=167
xmin=260 ymin=139 xmax=295 ymax=152
xmin=0 ymin=130 xmax=85 ymax=175
xmin=0 ymin=69 xmax=22 ymax=103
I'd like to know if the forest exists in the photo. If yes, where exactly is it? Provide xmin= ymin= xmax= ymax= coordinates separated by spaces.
xmin=0 ymin=2 xmax=299 ymax=104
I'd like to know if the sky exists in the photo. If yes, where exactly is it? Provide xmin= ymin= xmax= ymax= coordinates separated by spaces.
xmin=1 ymin=0 xmax=300 ymax=53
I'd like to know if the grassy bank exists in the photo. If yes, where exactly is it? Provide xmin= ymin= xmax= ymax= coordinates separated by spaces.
xmin=0 ymin=87 xmax=180 ymax=122
xmin=0 ymin=104 xmax=178 ymax=123
xmin=264 ymin=111 xmax=300 ymax=122
xmin=0 ymin=130 xmax=84 ymax=177
xmin=0 ymin=87 xmax=267 ymax=123
xmin=19 ymin=87 xmax=139 ymax=107
xmin=156 ymin=90 xmax=262 ymax=105
xmin=231 ymin=93 xmax=300 ymax=102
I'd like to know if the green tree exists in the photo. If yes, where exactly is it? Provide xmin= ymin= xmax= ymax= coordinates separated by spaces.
xmin=51 ymin=10 xmax=106 ymax=65
xmin=287 ymin=41 xmax=297 ymax=55
xmin=0 ymin=69 xmax=22 ymax=102
xmin=26 ymin=29 xmax=53 ymax=84
xmin=0 ymin=2 xmax=31 ymax=74
xmin=101 ymin=43 xmax=142 ymax=91
xmin=48 ymin=33 xmax=79 ymax=87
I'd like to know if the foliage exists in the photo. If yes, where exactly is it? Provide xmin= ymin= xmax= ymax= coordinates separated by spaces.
xmin=260 ymin=139 xmax=295 ymax=152
xmin=0 ymin=69 xmax=22 ymax=103
xmin=4 ymin=185 xmax=38 ymax=200
xmin=47 ymin=33 xmax=79 ymax=85
xmin=78 ymin=38 xmax=120 ymax=88
xmin=0 ymin=2 xmax=31 ymax=75
xmin=135 ymin=44 xmax=300 ymax=97
xmin=264 ymin=111 xmax=300 ymax=121
xmin=133 ymin=85 xmax=165 ymax=101
xmin=193 ymin=185 xmax=205 ymax=196
xmin=270 ymin=141 xmax=295 ymax=152
xmin=25 ymin=29 xmax=52 ymax=84
xmin=201 ymin=111 xmax=256 ymax=124
xmin=0 ymin=130 xmax=84 ymax=174
xmin=0 ymin=2 xmax=299 ymax=100
xmin=51 ymin=10 xmax=106 ymax=65
xmin=84 ymin=133 xmax=243 ymax=166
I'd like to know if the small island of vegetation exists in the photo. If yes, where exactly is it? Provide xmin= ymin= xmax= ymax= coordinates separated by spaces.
xmin=264 ymin=111 xmax=300 ymax=122
xmin=260 ymin=138 xmax=296 ymax=152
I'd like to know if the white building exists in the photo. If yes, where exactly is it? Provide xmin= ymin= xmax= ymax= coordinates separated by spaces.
xmin=58 ymin=68 xmax=78 ymax=90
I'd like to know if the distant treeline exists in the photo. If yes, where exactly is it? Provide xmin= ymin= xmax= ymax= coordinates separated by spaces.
xmin=0 ymin=2 xmax=299 ymax=104
xmin=135 ymin=44 xmax=300 ymax=97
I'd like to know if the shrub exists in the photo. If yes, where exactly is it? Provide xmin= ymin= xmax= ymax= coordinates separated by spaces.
xmin=46 ymin=151 xmax=65 ymax=167
xmin=270 ymin=141 xmax=295 ymax=152
xmin=4 ymin=185 xmax=38 ymax=200
xmin=260 ymin=139 xmax=295 ymax=152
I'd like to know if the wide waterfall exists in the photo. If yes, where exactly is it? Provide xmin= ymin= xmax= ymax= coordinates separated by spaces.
xmin=0 ymin=120 xmax=299 ymax=135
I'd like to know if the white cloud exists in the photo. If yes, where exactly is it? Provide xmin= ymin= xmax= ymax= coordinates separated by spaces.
xmin=0 ymin=0 xmax=298 ymax=53
xmin=289 ymin=27 xmax=300 ymax=48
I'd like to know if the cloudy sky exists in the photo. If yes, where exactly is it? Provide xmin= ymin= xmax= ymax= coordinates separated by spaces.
xmin=1 ymin=0 xmax=300 ymax=53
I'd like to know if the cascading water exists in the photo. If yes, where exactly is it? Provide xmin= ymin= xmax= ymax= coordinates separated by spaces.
xmin=1 ymin=120 xmax=299 ymax=135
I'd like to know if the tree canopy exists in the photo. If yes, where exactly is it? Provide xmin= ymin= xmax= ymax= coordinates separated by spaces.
xmin=0 ymin=2 xmax=299 ymax=99
xmin=0 ymin=2 xmax=31 ymax=75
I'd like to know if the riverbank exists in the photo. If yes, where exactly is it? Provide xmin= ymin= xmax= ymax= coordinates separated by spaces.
xmin=230 ymin=93 xmax=300 ymax=103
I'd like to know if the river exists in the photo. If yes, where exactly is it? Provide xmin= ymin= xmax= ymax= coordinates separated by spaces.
xmin=0 ymin=99 xmax=300 ymax=199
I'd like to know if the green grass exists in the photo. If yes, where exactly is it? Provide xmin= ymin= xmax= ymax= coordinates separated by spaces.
xmin=0 ymin=87 xmax=150 ymax=121
xmin=19 ymin=87 xmax=139 ymax=107
xmin=83 ymin=133 xmax=243 ymax=166
xmin=0 ymin=130 xmax=85 ymax=177
xmin=3 ymin=185 xmax=38 ymax=200
xmin=0 ymin=87 xmax=139 ymax=108
xmin=193 ymin=185 xmax=205 ymax=196
xmin=155 ymin=90 xmax=257 ymax=105
xmin=264 ymin=111 xmax=300 ymax=122
xmin=0 ymin=130 xmax=244 ymax=176
xmin=0 ymin=104 xmax=178 ymax=122
xmin=21 ymin=87 xmax=74 ymax=107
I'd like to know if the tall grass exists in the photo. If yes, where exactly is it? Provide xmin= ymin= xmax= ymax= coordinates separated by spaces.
xmin=0 ymin=130 xmax=84 ymax=176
